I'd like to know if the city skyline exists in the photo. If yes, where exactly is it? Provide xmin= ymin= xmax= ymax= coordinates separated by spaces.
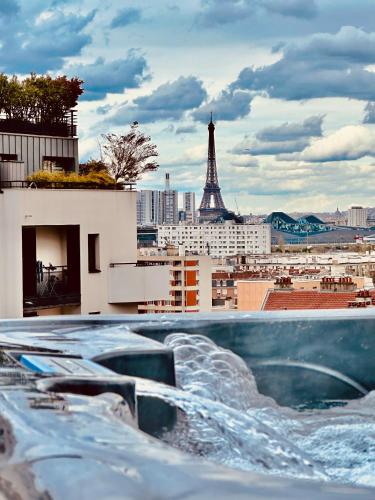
xmin=3 ymin=0 xmax=375 ymax=213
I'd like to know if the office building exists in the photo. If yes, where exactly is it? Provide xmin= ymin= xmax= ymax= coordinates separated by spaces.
xmin=158 ymin=223 xmax=271 ymax=257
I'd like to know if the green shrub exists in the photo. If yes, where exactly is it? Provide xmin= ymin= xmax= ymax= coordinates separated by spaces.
xmin=27 ymin=169 xmax=116 ymax=188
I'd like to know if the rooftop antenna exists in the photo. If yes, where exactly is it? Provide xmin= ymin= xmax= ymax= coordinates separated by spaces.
xmin=234 ymin=197 xmax=240 ymax=216
xmin=165 ymin=172 xmax=170 ymax=191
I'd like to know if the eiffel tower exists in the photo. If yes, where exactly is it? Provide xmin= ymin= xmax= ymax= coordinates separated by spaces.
xmin=199 ymin=114 xmax=227 ymax=221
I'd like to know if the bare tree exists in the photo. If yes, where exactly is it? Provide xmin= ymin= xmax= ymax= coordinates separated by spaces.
xmin=101 ymin=122 xmax=159 ymax=183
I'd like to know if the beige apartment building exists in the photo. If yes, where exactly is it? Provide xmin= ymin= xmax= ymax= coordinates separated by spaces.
xmin=0 ymin=109 xmax=172 ymax=318
xmin=0 ymin=187 xmax=170 ymax=318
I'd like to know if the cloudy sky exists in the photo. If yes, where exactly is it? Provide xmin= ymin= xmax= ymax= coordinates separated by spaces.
xmin=3 ymin=0 xmax=375 ymax=214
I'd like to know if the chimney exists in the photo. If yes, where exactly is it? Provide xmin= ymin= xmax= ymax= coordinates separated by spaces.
xmin=274 ymin=276 xmax=293 ymax=290
xmin=320 ymin=276 xmax=356 ymax=292
xmin=348 ymin=289 xmax=372 ymax=308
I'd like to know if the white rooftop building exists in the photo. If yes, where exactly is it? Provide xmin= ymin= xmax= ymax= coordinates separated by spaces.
xmin=157 ymin=223 xmax=271 ymax=257
xmin=348 ymin=206 xmax=368 ymax=228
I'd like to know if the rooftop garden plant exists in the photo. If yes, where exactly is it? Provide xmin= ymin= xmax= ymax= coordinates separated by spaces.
xmin=0 ymin=73 xmax=83 ymax=124
xmin=27 ymin=170 xmax=116 ymax=189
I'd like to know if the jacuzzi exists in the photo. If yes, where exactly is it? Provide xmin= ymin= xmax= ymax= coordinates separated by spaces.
xmin=0 ymin=310 xmax=374 ymax=499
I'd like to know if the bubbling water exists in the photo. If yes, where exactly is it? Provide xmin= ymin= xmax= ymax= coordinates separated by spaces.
xmin=140 ymin=332 xmax=375 ymax=487
xmin=135 ymin=333 xmax=375 ymax=486
xmin=137 ymin=333 xmax=327 ymax=481
xmin=164 ymin=333 xmax=276 ymax=410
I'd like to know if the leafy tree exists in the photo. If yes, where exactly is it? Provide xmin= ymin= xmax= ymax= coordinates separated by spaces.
xmin=0 ymin=73 xmax=83 ymax=123
xmin=79 ymin=159 xmax=108 ymax=175
xmin=101 ymin=122 xmax=159 ymax=183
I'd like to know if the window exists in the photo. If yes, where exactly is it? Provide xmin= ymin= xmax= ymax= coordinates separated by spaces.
xmin=42 ymin=156 xmax=75 ymax=172
xmin=88 ymin=234 xmax=100 ymax=273
xmin=0 ymin=153 xmax=17 ymax=161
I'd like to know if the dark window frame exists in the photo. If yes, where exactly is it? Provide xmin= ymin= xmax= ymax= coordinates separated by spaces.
xmin=88 ymin=234 xmax=101 ymax=273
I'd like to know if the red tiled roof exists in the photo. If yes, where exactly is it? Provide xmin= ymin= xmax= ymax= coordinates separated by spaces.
xmin=212 ymin=271 xmax=281 ymax=280
xmin=263 ymin=290 xmax=375 ymax=311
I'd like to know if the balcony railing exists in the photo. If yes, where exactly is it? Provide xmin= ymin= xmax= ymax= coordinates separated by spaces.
xmin=110 ymin=261 xmax=169 ymax=268
xmin=171 ymin=280 xmax=182 ymax=286
xmin=24 ymin=265 xmax=80 ymax=310
xmin=0 ymin=180 xmax=136 ymax=190
xmin=0 ymin=111 xmax=77 ymax=137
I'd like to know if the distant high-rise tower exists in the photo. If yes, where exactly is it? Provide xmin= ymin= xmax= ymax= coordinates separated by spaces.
xmin=163 ymin=172 xmax=178 ymax=224
xmin=183 ymin=192 xmax=196 ymax=224
xmin=199 ymin=114 xmax=227 ymax=221
xmin=137 ymin=190 xmax=163 ymax=226
xmin=347 ymin=205 xmax=367 ymax=228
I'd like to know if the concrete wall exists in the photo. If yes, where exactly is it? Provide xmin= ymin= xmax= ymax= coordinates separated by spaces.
xmin=108 ymin=264 xmax=170 ymax=303
xmin=0 ymin=132 xmax=78 ymax=176
xmin=0 ymin=188 xmax=138 ymax=318
xmin=36 ymin=226 xmax=67 ymax=266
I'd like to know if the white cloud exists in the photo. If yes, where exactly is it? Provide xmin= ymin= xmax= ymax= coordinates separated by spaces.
xmin=164 ymin=143 xmax=207 ymax=166
xmin=298 ymin=125 xmax=375 ymax=162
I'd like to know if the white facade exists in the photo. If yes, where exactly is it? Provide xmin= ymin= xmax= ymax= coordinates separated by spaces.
xmin=348 ymin=206 xmax=368 ymax=227
xmin=0 ymin=188 xmax=170 ymax=318
xmin=157 ymin=223 xmax=271 ymax=257
xmin=183 ymin=192 xmax=196 ymax=224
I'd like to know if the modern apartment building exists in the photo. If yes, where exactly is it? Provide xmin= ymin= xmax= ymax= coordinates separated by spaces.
xmin=0 ymin=186 xmax=170 ymax=318
xmin=157 ymin=223 xmax=271 ymax=257
xmin=137 ymin=253 xmax=212 ymax=313
xmin=0 ymin=110 xmax=170 ymax=318
xmin=137 ymin=190 xmax=163 ymax=226
xmin=348 ymin=206 xmax=368 ymax=228
xmin=162 ymin=173 xmax=178 ymax=224
xmin=183 ymin=192 xmax=196 ymax=224
xmin=137 ymin=174 xmax=179 ymax=226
